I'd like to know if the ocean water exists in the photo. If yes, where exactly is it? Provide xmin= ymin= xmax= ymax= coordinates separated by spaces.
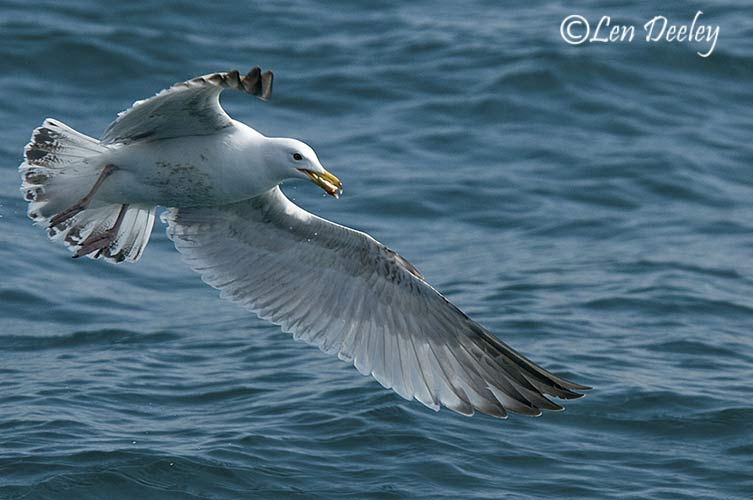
xmin=1 ymin=0 xmax=753 ymax=498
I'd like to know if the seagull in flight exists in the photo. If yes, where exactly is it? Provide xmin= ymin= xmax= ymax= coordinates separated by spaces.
xmin=20 ymin=67 xmax=589 ymax=418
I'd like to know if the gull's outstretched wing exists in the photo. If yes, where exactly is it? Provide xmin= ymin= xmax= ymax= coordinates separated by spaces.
xmin=163 ymin=188 xmax=589 ymax=418
xmin=101 ymin=68 xmax=273 ymax=144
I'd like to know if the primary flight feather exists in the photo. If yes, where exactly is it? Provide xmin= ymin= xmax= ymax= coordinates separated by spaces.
xmin=19 ymin=67 xmax=589 ymax=419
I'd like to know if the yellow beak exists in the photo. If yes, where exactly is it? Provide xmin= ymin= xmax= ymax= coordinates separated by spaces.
xmin=298 ymin=168 xmax=343 ymax=198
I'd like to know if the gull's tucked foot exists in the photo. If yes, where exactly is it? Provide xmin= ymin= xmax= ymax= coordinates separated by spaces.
xmin=73 ymin=203 xmax=129 ymax=259
xmin=73 ymin=230 xmax=116 ymax=258
xmin=48 ymin=202 xmax=86 ymax=228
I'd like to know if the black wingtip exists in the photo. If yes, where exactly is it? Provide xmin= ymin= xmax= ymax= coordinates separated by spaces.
xmin=242 ymin=67 xmax=262 ymax=96
xmin=562 ymin=381 xmax=593 ymax=392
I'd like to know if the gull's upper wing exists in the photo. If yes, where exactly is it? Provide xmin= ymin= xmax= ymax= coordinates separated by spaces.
xmin=101 ymin=68 xmax=273 ymax=144
xmin=163 ymin=188 xmax=589 ymax=418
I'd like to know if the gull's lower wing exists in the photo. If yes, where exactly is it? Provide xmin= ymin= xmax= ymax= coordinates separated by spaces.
xmin=163 ymin=188 xmax=589 ymax=418
xmin=101 ymin=68 xmax=273 ymax=144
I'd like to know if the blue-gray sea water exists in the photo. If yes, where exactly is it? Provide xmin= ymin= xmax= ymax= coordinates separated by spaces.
xmin=1 ymin=1 xmax=752 ymax=498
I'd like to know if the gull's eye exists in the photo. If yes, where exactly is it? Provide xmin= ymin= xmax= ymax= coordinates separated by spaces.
xmin=293 ymin=153 xmax=303 ymax=161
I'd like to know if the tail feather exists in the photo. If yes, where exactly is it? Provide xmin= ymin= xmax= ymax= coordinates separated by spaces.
xmin=108 ymin=204 xmax=156 ymax=262
xmin=20 ymin=119 xmax=155 ymax=263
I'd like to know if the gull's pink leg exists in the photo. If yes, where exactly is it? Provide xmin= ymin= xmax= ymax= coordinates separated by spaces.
xmin=48 ymin=164 xmax=118 ymax=228
xmin=73 ymin=203 xmax=129 ymax=259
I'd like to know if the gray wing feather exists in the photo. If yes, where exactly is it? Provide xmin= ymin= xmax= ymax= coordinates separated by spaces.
xmin=163 ymin=187 xmax=589 ymax=418
xmin=101 ymin=68 xmax=273 ymax=144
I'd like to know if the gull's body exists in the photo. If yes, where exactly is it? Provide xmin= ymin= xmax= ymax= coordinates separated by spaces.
xmin=98 ymin=123 xmax=274 ymax=206
xmin=19 ymin=68 xmax=589 ymax=419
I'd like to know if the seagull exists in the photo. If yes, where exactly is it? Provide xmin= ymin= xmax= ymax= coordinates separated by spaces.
xmin=19 ymin=67 xmax=589 ymax=418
